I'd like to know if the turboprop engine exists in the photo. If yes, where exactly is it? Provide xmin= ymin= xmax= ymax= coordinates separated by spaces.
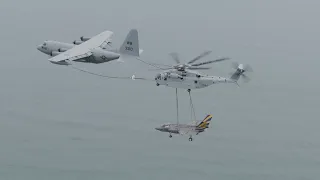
xmin=164 ymin=72 xmax=183 ymax=80
xmin=90 ymin=48 xmax=120 ymax=63
xmin=73 ymin=40 xmax=82 ymax=45
xmin=50 ymin=51 xmax=61 ymax=56
xmin=80 ymin=36 xmax=90 ymax=41
xmin=58 ymin=48 xmax=68 ymax=52
xmin=168 ymin=73 xmax=184 ymax=80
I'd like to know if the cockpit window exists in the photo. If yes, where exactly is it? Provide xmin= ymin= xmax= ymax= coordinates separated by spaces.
xmin=43 ymin=43 xmax=47 ymax=46
xmin=161 ymin=124 xmax=170 ymax=128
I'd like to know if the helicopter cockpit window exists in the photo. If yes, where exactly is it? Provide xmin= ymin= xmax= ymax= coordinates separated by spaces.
xmin=43 ymin=42 xmax=47 ymax=46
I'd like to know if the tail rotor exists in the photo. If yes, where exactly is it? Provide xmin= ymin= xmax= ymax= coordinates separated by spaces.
xmin=230 ymin=62 xmax=253 ymax=83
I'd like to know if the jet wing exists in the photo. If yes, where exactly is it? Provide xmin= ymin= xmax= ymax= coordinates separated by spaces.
xmin=178 ymin=127 xmax=197 ymax=135
xmin=48 ymin=30 xmax=113 ymax=64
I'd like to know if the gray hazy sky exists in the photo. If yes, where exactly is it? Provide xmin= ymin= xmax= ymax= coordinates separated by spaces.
xmin=0 ymin=0 xmax=319 ymax=179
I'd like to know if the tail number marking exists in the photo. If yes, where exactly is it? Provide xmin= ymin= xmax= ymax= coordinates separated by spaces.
xmin=125 ymin=47 xmax=133 ymax=51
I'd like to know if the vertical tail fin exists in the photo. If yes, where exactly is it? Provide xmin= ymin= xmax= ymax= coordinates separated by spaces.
xmin=230 ymin=71 xmax=241 ymax=81
xmin=119 ymin=29 xmax=140 ymax=57
xmin=196 ymin=114 xmax=212 ymax=129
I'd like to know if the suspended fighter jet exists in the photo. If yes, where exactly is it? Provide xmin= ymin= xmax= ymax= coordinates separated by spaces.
xmin=37 ymin=29 xmax=143 ymax=65
xmin=155 ymin=114 xmax=213 ymax=141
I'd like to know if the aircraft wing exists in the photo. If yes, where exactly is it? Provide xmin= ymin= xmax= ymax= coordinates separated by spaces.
xmin=178 ymin=127 xmax=197 ymax=135
xmin=48 ymin=30 xmax=113 ymax=65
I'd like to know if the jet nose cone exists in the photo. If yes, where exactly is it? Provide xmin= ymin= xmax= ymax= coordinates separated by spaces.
xmin=155 ymin=127 xmax=161 ymax=131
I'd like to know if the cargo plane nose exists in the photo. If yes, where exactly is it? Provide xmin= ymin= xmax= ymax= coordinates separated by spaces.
xmin=37 ymin=45 xmax=45 ymax=53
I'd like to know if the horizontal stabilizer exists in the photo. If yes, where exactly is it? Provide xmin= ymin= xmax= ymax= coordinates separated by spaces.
xmin=139 ymin=49 xmax=144 ymax=55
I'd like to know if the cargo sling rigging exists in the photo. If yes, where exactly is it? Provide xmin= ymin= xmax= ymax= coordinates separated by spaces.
xmin=175 ymin=88 xmax=197 ymax=125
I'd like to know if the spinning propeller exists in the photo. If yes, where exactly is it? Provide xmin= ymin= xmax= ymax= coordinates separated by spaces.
xmin=229 ymin=62 xmax=253 ymax=83
xmin=151 ymin=51 xmax=230 ymax=71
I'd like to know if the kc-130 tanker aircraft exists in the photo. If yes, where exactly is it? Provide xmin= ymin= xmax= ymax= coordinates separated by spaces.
xmin=37 ymin=29 xmax=143 ymax=65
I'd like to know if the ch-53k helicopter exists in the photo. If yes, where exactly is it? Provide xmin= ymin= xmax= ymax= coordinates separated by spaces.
xmin=134 ymin=50 xmax=253 ymax=92
xmin=133 ymin=51 xmax=253 ymax=141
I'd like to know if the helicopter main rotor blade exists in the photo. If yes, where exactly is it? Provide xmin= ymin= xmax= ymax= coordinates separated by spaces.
xmin=187 ymin=50 xmax=212 ymax=64
xmin=135 ymin=58 xmax=168 ymax=70
xmin=191 ymin=57 xmax=230 ymax=67
xmin=188 ymin=67 xmax=211 ymax=70
xmin=148 ymin=67 xmax=173 ymax=71
xmin=169 ymin=52 xmax=180 ymax=64
xmin=148 ymin=62 xmax=172 ymax=67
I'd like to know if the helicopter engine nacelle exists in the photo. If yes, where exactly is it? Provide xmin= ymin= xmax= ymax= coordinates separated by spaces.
xmin=167 ymin=73 xmax=183 ymax=80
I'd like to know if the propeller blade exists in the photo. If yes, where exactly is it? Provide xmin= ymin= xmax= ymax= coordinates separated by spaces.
xmin=169 ymin=52 xmax=180 ymax=64
xmin=191 ymin=57 xmax=230 ymax=67
xmin=231 ymin=62 xmax=239 ymax=69
xmin=244 ymin=64 xmax=253 ymax=72
xmin=241 ymin=74 xmax=251 ymax=83
xmin=187 ymin=50 xmax=212 ymax=64
xmin=188 ymin=67 xmax=211 ymax=70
